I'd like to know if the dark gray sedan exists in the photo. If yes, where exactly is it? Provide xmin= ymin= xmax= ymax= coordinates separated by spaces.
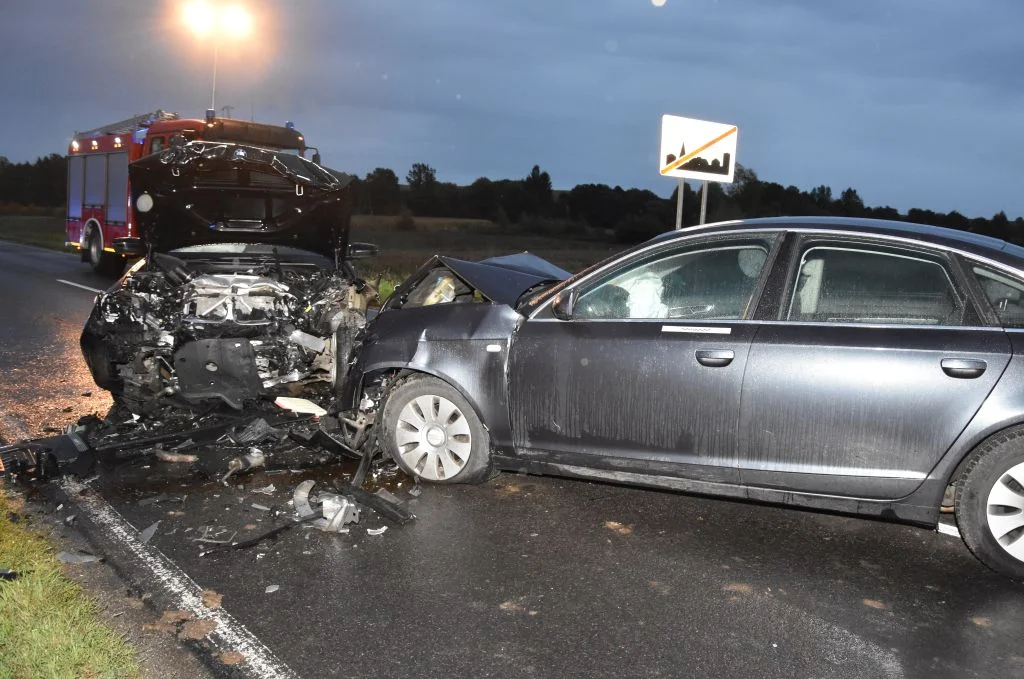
xmin=343 ymin=217 xmax=1024 ymax=579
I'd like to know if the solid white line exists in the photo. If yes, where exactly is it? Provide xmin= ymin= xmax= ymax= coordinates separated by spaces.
xmin=60 ymin=478 xmax=299 ymax=679
xmin=936 ymin=522 xmax=961 ymax=538
xmin=56 ymin=279 xmax=105 ymax=295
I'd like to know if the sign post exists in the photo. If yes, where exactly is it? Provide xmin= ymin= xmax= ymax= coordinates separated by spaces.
xmin=674 ymin=179 xmax=684 ymax=230
xmin=659 ymin=115 xmax=739 ymax=229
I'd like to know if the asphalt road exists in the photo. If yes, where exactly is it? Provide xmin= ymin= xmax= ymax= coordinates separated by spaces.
xmin=1 ymin=241 xmax=1023 ymax=679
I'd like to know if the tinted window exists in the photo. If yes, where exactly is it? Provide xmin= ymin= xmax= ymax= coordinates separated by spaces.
xmin=971 ymin=265 xmax=1024 ymax=328
xmin=575 ymin=243 xmax=769 ymax=320
xmin=788 ymin=247 xmax=962 ymax=325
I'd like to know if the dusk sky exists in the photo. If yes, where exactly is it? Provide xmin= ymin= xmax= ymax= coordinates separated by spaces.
xmin=2 ymin=0 xmax=1022 ymax=218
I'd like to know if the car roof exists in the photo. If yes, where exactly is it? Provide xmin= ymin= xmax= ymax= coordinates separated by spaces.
xmin=653 ymin=216 xmax=1024 ymax=269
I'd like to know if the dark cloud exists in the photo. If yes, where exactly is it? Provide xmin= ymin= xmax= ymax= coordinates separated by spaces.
xmin=1 ymin=0 xmax=1022 ymax=217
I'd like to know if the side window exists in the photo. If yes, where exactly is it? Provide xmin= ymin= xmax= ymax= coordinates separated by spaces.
xmin=787 ymin=246 xmax=963 ymax=325
xmin=575 ymin=243 xmax=770 ymax=320
xmin=970 ymin=264 xmax=1024 ymax=328
xmin=149 ymin=137 xmax=165 ymax=154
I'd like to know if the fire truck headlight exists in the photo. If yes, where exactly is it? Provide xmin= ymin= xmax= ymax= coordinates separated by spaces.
xmin=71 ymin=140 xmax=80 ymax=152
xmin=137 ymin=193 xmax=155 ymax=213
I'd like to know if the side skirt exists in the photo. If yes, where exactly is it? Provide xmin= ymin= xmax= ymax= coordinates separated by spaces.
xmin=492 ymin=454 xmax=940 ymax=528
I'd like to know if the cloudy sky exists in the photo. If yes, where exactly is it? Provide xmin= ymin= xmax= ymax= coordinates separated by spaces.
xmin=2 ymin=0 xmax=1022 ymax=217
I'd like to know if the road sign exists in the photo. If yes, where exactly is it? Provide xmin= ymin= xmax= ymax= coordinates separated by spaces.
xmin=659 ymin=115 xmax=738 ymax=183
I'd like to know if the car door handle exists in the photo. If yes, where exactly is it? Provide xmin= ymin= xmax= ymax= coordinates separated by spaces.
xmin=941 ymin=358 xmax=987 ymax=379
xmin=695 ymin=349 xmax=734 ymax=368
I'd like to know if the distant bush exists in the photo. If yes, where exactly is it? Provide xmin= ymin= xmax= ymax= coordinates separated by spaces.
xmin=395 ymin=208 xmax=417 ymax=231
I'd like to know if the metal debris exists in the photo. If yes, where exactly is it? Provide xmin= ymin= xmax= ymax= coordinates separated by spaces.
xmin=221 ymin=448 xmax=266 ymax=484
xmin=251 ymin=484 xmax=276 ymax=495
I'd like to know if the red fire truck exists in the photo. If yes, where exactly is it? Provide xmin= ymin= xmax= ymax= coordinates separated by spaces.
xmin=66 ymin=109 xmax=316 ymax=273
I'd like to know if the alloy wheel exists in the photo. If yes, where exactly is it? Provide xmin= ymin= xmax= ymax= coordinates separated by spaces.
xmin=395 ymin=394 xmax=472 ymax=481
xmin=986 ymin=460 xmax=1024 ymax=562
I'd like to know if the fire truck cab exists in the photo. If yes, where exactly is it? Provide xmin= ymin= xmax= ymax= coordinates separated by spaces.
xmin=67 ymin=109 xmax=313 ymax=274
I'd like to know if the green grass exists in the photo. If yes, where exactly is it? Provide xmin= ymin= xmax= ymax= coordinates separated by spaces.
xmin=0 ymin=215 xmax=69 ymax=252
xmin=0 ymin=491 xmax=141 ymax=678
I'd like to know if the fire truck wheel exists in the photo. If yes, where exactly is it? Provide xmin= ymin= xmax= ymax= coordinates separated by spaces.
xmin=87 ymin=231 xmax=124 ymax=276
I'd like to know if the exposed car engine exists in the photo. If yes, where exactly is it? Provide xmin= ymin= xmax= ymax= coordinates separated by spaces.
xmin=81 ymin=253 xmax=369 ymax=412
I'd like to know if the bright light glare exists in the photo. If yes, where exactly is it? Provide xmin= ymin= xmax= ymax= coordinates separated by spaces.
xmin=651 ymin=0 xmax=667 ymax=6
xmin=221 ymin=4 xmax=252 ymax=37
xmin=182 ymin=1 xmax=252 ymax=38
xmin=183 ymin=1 xmax=215 ymax=36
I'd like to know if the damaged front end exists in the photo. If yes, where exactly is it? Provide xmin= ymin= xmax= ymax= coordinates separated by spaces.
xmin=80 ymin=142 xmax=375 ymax=413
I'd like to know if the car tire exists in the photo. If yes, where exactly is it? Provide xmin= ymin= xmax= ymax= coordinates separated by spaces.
xmin=380 ymin=375 xmax=492 ymax=484
xmin=87 ymin=230 xmax=124 ymax=276
xmin=955 ymin=428 xmax=1024 ymax=581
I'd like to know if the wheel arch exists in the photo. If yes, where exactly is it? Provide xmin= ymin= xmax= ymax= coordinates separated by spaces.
xmin=364 ymin=365 xmax=492 ymax=432
xmin=947 ymin=420 xmax=1024 ymax=489
xmin=81 ymin=218 xmax=103 ymax=261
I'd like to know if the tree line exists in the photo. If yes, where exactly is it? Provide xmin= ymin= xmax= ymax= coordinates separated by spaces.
xmin=2 ymin=152 xmax=1022 ymax=245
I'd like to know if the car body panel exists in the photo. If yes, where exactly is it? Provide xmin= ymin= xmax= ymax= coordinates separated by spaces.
xmin=346 ymin=217 xmax=1024 ymax=530
xmin=129 ymin=141 xmax=354 ymax=258
xmin=737 ymin=323 xmax=1011 ymax=498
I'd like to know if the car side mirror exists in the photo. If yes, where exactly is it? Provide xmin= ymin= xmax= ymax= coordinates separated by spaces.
xmin=312 ymin=152 xmax=322 ymax=165
xmin=346 ymin=242 xmax=379 ymax=260
xmin=551 ymin=289 xmax=577 ymax=320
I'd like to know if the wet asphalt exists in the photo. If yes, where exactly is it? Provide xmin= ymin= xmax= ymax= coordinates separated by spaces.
xmin=1 ymin=241 xmax=1023 ymax=679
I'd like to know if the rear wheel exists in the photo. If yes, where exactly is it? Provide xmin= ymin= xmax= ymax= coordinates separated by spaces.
xmin=956 ymin=428 xmax=1024 ymax=580
xmin=86 ymin=229 xmax=123 ymax=276
xmin=380 ymin=375 xmax=492 ymax=484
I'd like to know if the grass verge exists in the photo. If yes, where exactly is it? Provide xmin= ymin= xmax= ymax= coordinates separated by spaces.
xmin=0 ymin=215 xmax=69 ymax=252
xmin=0 ymin=490 xmax=141 ymax=678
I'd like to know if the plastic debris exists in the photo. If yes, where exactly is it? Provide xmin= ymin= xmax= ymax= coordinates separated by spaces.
xmin=251 ymin=484 xmax=276 ymax=496
xmin=265 ymin=585 xmax=280 ymax=594
xmin=367 ymin=526 xmax=387 ymax=536
xmin=155 ymin=450 xmax=198 ymax=463
xmin=251 ymin=503 xmax=271 ymax=512
xmin=274 ymin=397 xmax=328 ymax=417
xmin=0 ymin=568 xmax=18 ymax=581
xmin=139 ymin=520 xmax=161 ymax=544
xmin=57 ymin=550 xmax=101 ymax=564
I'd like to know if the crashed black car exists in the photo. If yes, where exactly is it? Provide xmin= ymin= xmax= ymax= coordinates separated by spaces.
xmin=344 ymin=217 xmax=1024 ymax=580
xmin=80 ymin=142 xmax=375 ymax=413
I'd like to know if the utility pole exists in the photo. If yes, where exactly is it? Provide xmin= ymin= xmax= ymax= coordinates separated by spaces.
xmin=220 ymin=105 xmax=235 ymax=119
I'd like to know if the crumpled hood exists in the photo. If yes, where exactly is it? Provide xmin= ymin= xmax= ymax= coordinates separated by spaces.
xmin=433 ymin=252 xmax=571 ymax=306
xmin=129 ymin=141 xmax=354 ymax=258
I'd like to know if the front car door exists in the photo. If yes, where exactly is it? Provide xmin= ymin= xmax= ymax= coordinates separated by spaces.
xmin=737 ymin=233 xmax=1011 ymax=499
xmin=508 ymin=232 xmax=782 ymax=483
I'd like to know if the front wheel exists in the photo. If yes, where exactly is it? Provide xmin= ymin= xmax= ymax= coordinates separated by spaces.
xmin=956 ymin=428 xmax=1024 ymax=580
xmin=380 ymin=375 xmax=492 ymax=484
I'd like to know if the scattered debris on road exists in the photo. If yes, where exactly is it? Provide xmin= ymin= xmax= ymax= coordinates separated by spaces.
xmin=265 ymin=585 xmax=280 ymax=594
xmin=56 ymin=550 xmax=101 ymax=565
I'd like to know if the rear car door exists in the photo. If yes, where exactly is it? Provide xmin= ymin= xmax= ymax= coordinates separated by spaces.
xmin=508 ymin=233 xmax=781 ymax=482
xmin=737 ymin=234 xmax=1011 ymax=499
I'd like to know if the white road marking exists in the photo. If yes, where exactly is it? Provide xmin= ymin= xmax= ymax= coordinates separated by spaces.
xmin=56 ymin=279 xmax=105 ymax=295
xmin=60 ymin=478 xmax=299 ymax=679
xmin=936 ymin=522 xmax=961 ymax=538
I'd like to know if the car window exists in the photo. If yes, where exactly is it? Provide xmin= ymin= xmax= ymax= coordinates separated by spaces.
xmin=970 ymin=264 xmax=1024 ymax=328
xmin=149 ymin=136 xmax=164 ymax=154
xmin=574 ymin=243 xmax=770 ymax=320
xmin=787 ymin=246 xmax=962 ymax=325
